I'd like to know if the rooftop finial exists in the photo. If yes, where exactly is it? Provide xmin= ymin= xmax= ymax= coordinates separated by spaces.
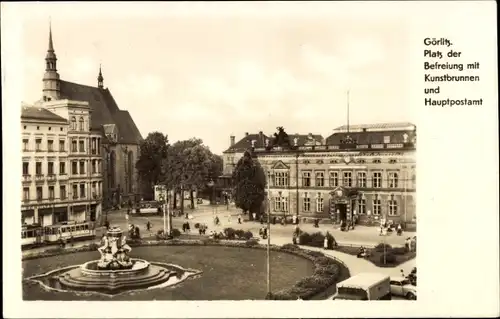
xmin=48 ymin=18 xmax=54 ymax=52
xmin=98 ymin=63 xmax=104 ymax=88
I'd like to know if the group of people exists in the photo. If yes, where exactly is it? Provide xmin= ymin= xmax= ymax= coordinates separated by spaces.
xmin=182 ymin=222 xmax=191 ymax=233
xmin=379 ymin=220 xmax=404 ymax=236
xmin=259 ymin=226 xmax=268 ymax=239
xmin=405 ymin=236 xmax=417 ymax=252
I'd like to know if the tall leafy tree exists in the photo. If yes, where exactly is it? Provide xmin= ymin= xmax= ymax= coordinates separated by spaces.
xmin=232 ymin=150 xmax=267 ymax=219
xmin=135 ymin=132 xmax=169 ymax=199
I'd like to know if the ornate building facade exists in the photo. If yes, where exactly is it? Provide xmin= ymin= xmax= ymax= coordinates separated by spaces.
xmin=21 ymin=104 xmax=103 ymax=225
xmin=222 ymin=123 xmax=417 ymax=227
xmin=35 ymin=25 xmax=143 ymax=210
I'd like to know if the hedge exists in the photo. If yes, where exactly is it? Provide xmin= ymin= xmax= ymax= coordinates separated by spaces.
xmin=22 ymin=239 xmax=348 ymax=300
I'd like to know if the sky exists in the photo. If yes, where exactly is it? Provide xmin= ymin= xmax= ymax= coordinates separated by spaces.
xmin=17 ymin=2 xmax=414 ymax=154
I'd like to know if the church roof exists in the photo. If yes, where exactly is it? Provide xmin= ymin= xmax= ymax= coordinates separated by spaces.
xmin=21 ymin=106 xmax=67 ymax=123
xmin=59 ymin=80 xmax=142 ymax=144
xmin=224 ymin=133 xmax=269 ymax=153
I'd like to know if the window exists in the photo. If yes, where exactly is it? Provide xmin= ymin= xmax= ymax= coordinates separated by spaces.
xmin=23 ymin=187 xmax=30 ymax=200
xmin=47 ymin=140 xmax=54 ymax=152
xmin=71 ymin=117 xmax=77 ymax=130
xmin=384 ymin=136 xmax=391 ymax=144
xmin=388 ymin=196 xmax=398 ymax=216
xmin=72 ymin=184 xmax=78 ymax=199
xmin=372 ymin=172 xmax=382 ymax=188
xmin=71 ymin=140 xmax=77 ymax=152
xmin=91 ymin=138 xmax=97 ymax=155
xmin=80 ymin=183 xmax=86 ymax=198
xmin=35 ymin=162 xmax=42 ymax=175
xmin=23 ymin=139 xmax=29 ymax=151
xmin=97 ymin=138 xmax=101 ymax=155
xmin=60 ymin=185 xmax=67 ymax=200
xmin=303 ymin=192 xmax=311 ymax=212
xmin=302 ymin=172 xmax=311 ymax=187
xmin=316 ymin=193 xmax=324 ymax=213
xmin=92 ymin=160 xmax=97 ymax=173
xmin=274 ymin=171 xmax=289 ymax=187
xmin=72 ymin=161 xmax=78 ymax=175
xmin=59 ymin=162 xmax=66 ymax=174
xmin=358 ymin=198 xmax=366 ymax=214
xmin=79 ymin=117 xmax=85 ymax=131
xmin=47 ymin=162 xmax=54 ymax=175
xmin=48 ymin=186 xmax=55 ymax=200
xmin=343 ymin=171 xmax=352 ymax=187
xmin=357 ymin=172 xmax=367 ymax=188
xmin=274 ymin=192 xmax=288 ymax=212
xmin=36 ymin=186 xmax=43 ymax=200
xmin=373 ymin=195 xmax=381 ymax=215
xmin=79 ymin=161 xmax=85 ymax=174
xmin=79 ymin=140 xmax=85 ymax=152
xmin=22 ymin=162 xmax=29 ymax=175
xmin=59 ymin=140 xmax=65 ymax=152
xmin=315 ymin=171 xmax=324 ymax=187
xmin=389 ymin=172 xmax=399 ymax=188
xmin=92 ymin=182 xmax=97 ymax=197
xmin=35 ymin=138 xmax=42 ymax=151
xmin=329 ymin=171 xmax=339 ymax=187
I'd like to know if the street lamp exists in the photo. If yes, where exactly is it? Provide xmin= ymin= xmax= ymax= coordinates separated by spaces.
xmin=208 ymin=180 xmax=215 ymax=217
xmin=266 ymin=172 xmax=272 ymax=296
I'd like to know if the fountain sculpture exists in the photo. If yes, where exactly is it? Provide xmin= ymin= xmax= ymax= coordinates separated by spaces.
xmin=26 ymin=226 xmax=201 ymax=296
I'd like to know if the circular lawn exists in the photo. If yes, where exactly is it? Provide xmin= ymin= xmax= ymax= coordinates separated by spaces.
xmin=23 ymin=245 xmax=315 ymax=300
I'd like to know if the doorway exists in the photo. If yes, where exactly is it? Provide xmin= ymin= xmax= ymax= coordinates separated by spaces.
xmin=335 ymin=203 xmax=347 ymax=221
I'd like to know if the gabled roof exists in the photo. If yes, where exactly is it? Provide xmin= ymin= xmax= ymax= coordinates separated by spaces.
xmin=59 ymin=80 xmax=142 ymax=144
xmin=224 ymin=133 xmax=269 ymax=153
xmin=334 ymin=122 xmax=415 ymax=132
xmin=21 ymin=106 xmax=67 ymax=123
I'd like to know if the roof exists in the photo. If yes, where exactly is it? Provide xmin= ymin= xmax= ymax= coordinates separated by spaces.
xmin=334 ymin=122 xmax=415 ymax=132
xmin=224 ymin=133 xmax=269 ymax=153
xmin=59 ymin=80 xmax=142 ymax=144
xmin=325 ymin=129 xmax=416 ymax=146
xmin=289 ymin=133 xmax=324 ymax=146
xmin=337 ymin=273 xmax=389 ymax=288
xmin=21 ymin=106 xmax=67 ymax=123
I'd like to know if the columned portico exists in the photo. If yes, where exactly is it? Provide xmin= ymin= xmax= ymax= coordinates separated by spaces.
xmin=329 ymin=186 xmax=359 ymax=224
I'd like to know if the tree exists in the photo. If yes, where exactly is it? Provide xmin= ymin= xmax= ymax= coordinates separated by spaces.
xmin=232 ymin=150 xmax=267 ymax=220
xmin=135 ymin=132 xmax=169 ymax=199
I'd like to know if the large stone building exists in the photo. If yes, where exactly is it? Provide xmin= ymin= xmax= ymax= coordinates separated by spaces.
xmin=221 ymin=123 xmax=417 ymax=227
xmin=34 ymin=25 xmax=143 ymax=209
xmin=21 ymin=104 xmax=103 ymax=225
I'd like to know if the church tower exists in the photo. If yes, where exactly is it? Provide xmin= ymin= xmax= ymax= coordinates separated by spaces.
xmin=42 ymin=22 xmax=61 ymax=101
xmin=98 ymin=64 xmax=104 ymax=89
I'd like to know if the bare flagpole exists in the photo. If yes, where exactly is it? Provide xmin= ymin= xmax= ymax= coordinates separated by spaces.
xmin=347 ymin=90 xmax=350 ymax=133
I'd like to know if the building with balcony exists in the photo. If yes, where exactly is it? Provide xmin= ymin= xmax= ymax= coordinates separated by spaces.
xmin=222 ymin=123 xmax=417 ymax=227
xmin=21 ymin=105 xmax=103 ymax=225
xmin=32 ymin=24 xmax=143 ymax=209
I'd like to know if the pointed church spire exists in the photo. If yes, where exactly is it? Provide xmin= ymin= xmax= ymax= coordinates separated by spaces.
xmin=43 ymin=19 xmax=60 ymax=101
xmin=98 ymin=64 xmax=104 ymax=89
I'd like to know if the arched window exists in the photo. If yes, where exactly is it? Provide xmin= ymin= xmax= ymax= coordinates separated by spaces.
xmin=79 ymin=117 xmax=84 ymax=131
xmin=109 ymin=151 xmax=116 ymax=189
xmin=71 ymin=117 xmax=77 ymax=131
xmin=128 ymin=151 xmax=134 ymax=193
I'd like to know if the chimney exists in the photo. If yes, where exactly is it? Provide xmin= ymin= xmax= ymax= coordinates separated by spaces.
xmin=230 ymin=135 xmax=235 ymax=146
xmin=245 ymin=132 xmax=249 ymax=137
xmin=259 ymin=131 xmax=263 ymax=140
xmin=308 ymin=133 xmax=313 ymax=139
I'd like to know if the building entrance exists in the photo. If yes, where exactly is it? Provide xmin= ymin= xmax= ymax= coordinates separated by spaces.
xmin=335 ymin=203 xmax=347 ymax=221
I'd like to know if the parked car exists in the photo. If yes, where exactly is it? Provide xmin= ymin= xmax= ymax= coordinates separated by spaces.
xmin=333 ymin=273 xmax=391 ymax=300
xmin=390 ymin=277 xmax=417 ymax=300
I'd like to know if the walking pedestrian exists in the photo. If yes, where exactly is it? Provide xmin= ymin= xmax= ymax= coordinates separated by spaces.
xmin=323 ymin=236 xmax=328 ymax=250
xmin=146 ymin=221 xmax=152 ymax=232
xmin=237 ymin=214 xmax=242 ymax=224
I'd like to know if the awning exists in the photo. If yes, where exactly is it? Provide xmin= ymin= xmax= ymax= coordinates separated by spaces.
xmin=22 ymin=210 xmax=34 ymax=218
xmin=73 ymin=205 xmax=86 ymax=213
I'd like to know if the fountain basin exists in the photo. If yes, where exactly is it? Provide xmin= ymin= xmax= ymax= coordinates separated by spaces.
xmin=57 ymin=258 xmax=177 ymax=294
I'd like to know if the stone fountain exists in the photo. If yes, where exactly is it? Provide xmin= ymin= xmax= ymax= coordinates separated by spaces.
xmin=29 ymin=226 xmax=199 ymax=295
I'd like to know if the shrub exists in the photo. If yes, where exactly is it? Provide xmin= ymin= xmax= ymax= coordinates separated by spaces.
xmin=223 ymin=228 xmax=236 ymax=240
xmin=245 ymin=238 xmax=259 ymax=246
xmin=325 ymin=232 xmax=336 ymax=249
xmin=296 ymin=275 xmax=325 ymax=289
xmin=88 ymin=243 xmax=99 ymax=251
xmin=171 ymin=228 xmax=181 ymax=237
xmin=379 ymin=253 xmax=397 ymax=264
xmin=306 ymin=251 xmax=325 ymax=259
xmin=391 ymin=247 xmax=407 ymax=255
xmin=315 ymin=256 xmax=334 ymax=266
xmin=45 ymin=247 xmax=65 ymax=254
xmin=375 ymin=243 xmax=392 ymax=252
xmin=309 ymin=232 xmax=325 ymax=248
xmin=314 ymin=264 xmax=339 ymax=277
xmin=235 ymin=229 xmax=245 ymax=239
xmin=243 ymin=231 xmax=253 ymax=240
xmin=194 ymin=223 xmax=200 ymax=229
xmin=298 ymin=232 xmax=312 ymax=245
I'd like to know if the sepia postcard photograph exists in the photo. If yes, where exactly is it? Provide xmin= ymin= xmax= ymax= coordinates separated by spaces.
xmin=2 ymin=1 xmax=498 ymax=318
